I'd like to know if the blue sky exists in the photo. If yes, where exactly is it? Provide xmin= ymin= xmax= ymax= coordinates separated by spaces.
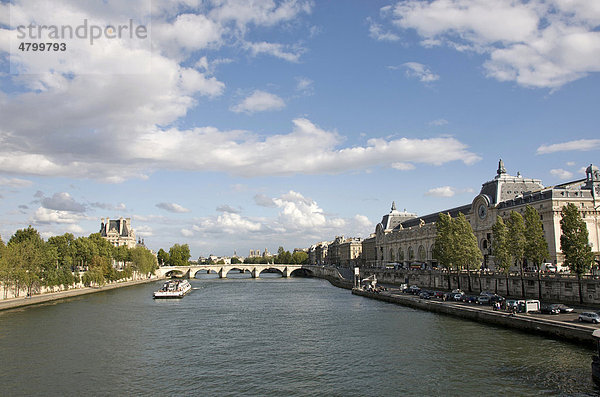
xmin=1 ymin=0 xmax=599 ymax=257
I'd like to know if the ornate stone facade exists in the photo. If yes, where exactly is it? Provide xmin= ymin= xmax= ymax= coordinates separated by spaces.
xmin=370 ymin=160 xmax=600 ymax=270
xmin=99 ymin=217 xmax=136 ymax=248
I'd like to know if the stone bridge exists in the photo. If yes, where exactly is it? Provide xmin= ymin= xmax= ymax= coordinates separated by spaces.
xmin=155 ymin=264 xmax=312 ymax=279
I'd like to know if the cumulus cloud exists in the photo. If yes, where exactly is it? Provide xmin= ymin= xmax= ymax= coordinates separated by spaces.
xmin=425 ymin=186 xmax=456 ymax=197
xmin=31 ymin=207 xmax=89 ymax=225
xmin=41 ymin=192 xmax=86 ymax=212
xmin=199 ymin=212 xmax=262 ymax=234
xmin=550 ymin=169 xmax=574 ymax=180
xmin=231 ymin=90 xmax=286 ymax=114
xmin=0 ymin=0 xmax=315 ymax=183
xmin=273 ymin=191 xmax=327 ymax=230
xmin=156 ymin=202 xmax=191 ymax=213
xmin=537 ymin=139 xmax=600 ymax=154
xmin=379 ymin=0 xmax=600 ymax=88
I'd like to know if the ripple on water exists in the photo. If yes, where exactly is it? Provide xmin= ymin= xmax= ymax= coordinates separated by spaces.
xmin=0 ymin=278 xmax=597 ymax=396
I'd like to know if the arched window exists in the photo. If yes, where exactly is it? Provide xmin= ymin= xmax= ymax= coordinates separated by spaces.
xmin=398 ymin=248 xmax=404 ymax=262
xmin=418 ymin=245 xmax=426 ymax=261
xmin=408 ymin=246 xmax=415 ymax=261
xmin=389 ymin=248 xmax=395 ymax=262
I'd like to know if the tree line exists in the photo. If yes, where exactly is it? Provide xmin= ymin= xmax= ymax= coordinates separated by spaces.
xmin=433 ymin=203 xmax=595 ymax=300
xmin=154 ymin=244 xmax=309 ymax=266
xmin=0 ymin=226 xmax=157 ymax=298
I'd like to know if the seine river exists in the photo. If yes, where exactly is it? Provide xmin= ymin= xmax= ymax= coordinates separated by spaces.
xmin=0 ymin=274 xmax=598 ymax=396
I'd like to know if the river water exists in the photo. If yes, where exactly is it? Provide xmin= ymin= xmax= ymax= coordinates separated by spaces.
xmin=0 ymin=274 xmax=597 ymax=396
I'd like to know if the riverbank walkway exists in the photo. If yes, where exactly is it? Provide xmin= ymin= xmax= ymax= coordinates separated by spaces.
xmin=0 ymin=277 xmax=158 ymax=312
xmin=353 ymin=286 xmax=600 ymax=347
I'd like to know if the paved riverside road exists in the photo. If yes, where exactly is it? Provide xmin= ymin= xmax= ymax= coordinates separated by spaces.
xmin=378 ymin=285 xmax=600 ymax=331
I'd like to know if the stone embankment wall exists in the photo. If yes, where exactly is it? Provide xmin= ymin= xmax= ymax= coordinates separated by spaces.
xmin=361 ymin=268 xmax=600 ymax=305
xmin=305 ymin=265 xmax=353 ymax=290
xmin=1 ymin=272 xmax=157 ymax=300
xmin=352 ymin=289 xmax=596 ymax=347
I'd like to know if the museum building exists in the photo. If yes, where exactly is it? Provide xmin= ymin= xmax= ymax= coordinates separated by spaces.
xmin=363 ymin=160 xmax=600 ymax=270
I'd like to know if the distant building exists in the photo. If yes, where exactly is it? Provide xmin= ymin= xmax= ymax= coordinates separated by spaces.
xmin=325 ymin=236 xmax=362 ymax=268
xmin=99 ymin=217 xmax=136 ymax=249
xmin=248 ymin=248 xmax=271 ymax=258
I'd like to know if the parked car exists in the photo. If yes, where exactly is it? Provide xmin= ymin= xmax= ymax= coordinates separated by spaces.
xmin=555 ymin=304 xmax=574 ymax=313
xmin=452 ymin=292 xmax=464 ymax=301
xmin=464 ymin=295 xmax=478 ymax=303
xmin=433 ymin=291 xmax=444 ymax=299
xmin=419 ymin=291 xmax=432 ymax=299
xmin=540 ymin=304 xmax=561 ymax=315
xmin=477 ymin=295 xmax=491 ymax=305
xmin=405 ymin=285 xmax=421 ymax=294
xmin=579 ymin=312 xmax=600 ymax=324
xmin=489 ymin=294 xmax=505 ymax=304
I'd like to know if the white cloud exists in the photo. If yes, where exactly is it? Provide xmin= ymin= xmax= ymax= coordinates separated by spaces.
xmin=135 ymin=225 xmax=154 ymax=237
xmin=391 ymin=162 xmax=415 ymax=171
xmin=254 ymin=194 xmax=277 ymax=208
xmin=41 ymin=192 xmax=86 ymax=212
xmin=273 ymin=191 xmax=327 ymax=230
xmin=368 ymin=18 xmax=401 ymax=41
xmin=243 ymin=41 xmax=304 ymax=62
xmin=429 ymin=119 xmax=449 ymax=126
xmin=181 ymin=228 xmax=194 ymax=237
xmin=295 ymin=77 xmax=314 ymax=95
xmin=537 ymin=139 xmax=600 ymax=154
xmin=231 ymin=90 xmax=286 ymax=114
xmin=383 ymin=0 xmax=600 ymax=88
xmin=425 ymin=186 xmax=456 ymax=197
xmin=66 ymin=224 xmax=84 ymax=234
xmin=550 ymin=169 xmax=574 ymax=180
xmin=0 ymin=177 xmax=33 ymax=187
xmin=156 ymin=202 xmax=191 ymax=213
xmin=216 ymin=205 xmax=240 ymax=213
xmin=31 ymin=207 xmax=89 ymax=224
xmin=199 ymin=212 xmax=262 ymax=234
xmin=402 ymin=62 xmax=440 ymax=83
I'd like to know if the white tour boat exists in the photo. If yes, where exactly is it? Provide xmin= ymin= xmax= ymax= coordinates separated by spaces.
xmin=153 ymin=279 xmax=192 ymax=299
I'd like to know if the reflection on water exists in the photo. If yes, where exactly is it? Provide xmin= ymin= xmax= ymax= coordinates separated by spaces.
xmin=0 ymin=277 xmax=597 ymax=396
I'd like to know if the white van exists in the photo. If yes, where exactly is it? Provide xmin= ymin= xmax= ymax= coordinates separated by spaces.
xmin=541 ymin=263 xmax=557 ymax=273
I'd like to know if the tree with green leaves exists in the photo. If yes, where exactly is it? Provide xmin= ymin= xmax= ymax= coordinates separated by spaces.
xmin=291 ymin=251 xmax=308 ymax=264
xmin=523 ymin=205 xmax=549 ymax=269
xmin=157 ymin=248 xmax=169 ymax=266
xmin=129 ymin=246 xmax=158 ymax=277
xmin=524 ymin=205 xmax=549 ymax=298
xmin=492 ymin=216 xmax=511 ymax=296
xmin=433 ymin=212 xmax=454 ymax=290
xmin=275 ymin=246 xmax=292 ymax=264
xmin=507 ymin=211 xmax=526 ymax=297
xmin=452 ymin=213 xmax=483 ymax=292
xmin=560 ymin=203 xmax=594 ymax=304
xmin=231 ymin=256 xmax=242 ymax=264
xmin=169 ymin=243 xmax=191 ymax=266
